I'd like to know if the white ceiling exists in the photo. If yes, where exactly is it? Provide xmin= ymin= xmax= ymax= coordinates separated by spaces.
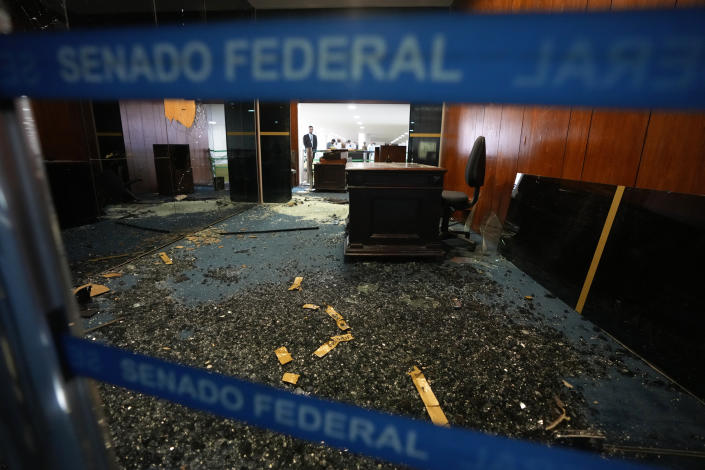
xmin=249 ymin=1 xmax=452 ymax=9
xmin=298 ymin=103 xmax=410 ymax=147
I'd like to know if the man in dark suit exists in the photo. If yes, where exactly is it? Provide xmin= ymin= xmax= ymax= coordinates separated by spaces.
xmin=303 ymin=125 xmax=317 ymax=186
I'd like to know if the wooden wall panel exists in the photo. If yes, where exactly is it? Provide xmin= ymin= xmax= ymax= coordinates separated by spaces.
xmin=471 ymin=105 xmax=502 ymax=227
xmin=120 ymin=100 xmax=211 ymax=193
xmin=582 ymin=110 xmax=649 ymax=186
xmin=550 ymin=0 xmax=589 ymax=10
xmin=440 ymin=104 xmax=464 ymax=189
xmin=562 ymin=109 xmax=592 ymax=179
xmin=517 ymin=107 xmax=571 ymax=178
xmin=493 ymin=107 xmax=524 ymax=222
xmin=636 ymin=113 xmax=705 ymax=195
xmin=677 ymin=0 xmax=705 ymax=6
xmin=443 ymin=0 xmax=704 ymax=231
xmin=442 ymin=104 xmax=485 ymax=194
xmin=511 ymin=0 xmax=554 ymax=10
xmin=586 ymin=0 xmax=612 ymax=11
xmin=611 ymin=0 xmax=676 ymax=7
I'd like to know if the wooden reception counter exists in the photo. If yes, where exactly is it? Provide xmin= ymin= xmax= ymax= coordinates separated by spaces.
xmin=345 ymin=162 xmax=446 ymax=258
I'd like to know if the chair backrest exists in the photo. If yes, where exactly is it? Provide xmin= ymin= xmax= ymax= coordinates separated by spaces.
xmin=465 ymin=136 xmax=486 ymax=189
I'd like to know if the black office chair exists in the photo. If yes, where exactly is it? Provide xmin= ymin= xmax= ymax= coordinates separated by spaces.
xmin=440 ymin=136 xmax=486 ymax=242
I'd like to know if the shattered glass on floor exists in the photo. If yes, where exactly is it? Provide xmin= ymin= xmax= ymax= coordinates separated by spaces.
xmin=67 ymin=193 xmax=705 ymax=470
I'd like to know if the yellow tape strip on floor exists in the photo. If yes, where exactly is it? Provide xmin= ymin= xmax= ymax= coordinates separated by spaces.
xmin=575 ymin=185 xmax=625 ymax=313
xmin=409 ymin=366 xmax=449 ymax=427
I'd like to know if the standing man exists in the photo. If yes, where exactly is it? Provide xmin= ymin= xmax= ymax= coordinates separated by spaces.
xmin=303 ymin=125 xmax=317 ymax=186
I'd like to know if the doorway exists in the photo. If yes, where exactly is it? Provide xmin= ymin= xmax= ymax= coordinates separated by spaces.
xmin=296 ymin=103 xmax=411 ymax=186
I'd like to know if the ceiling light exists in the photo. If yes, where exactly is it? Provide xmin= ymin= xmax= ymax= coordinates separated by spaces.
xmin=347 ymin=104 xmax=356 ymax=110
xmin=248 ymin=109 xmax=254 ymax=112
xmin=360 ymin=126 xmax=365 ymax=129
xmin=353 ymin=115 xmax=360 ymax=119
xmin=357 ymin=122 xmax=362 ymax=125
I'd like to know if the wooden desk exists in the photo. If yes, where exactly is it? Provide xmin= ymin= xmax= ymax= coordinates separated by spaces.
xmin=314 ymin=161 xmax=346 ymax=191
xmin=345 ymin=162 xmax=446 ymax=258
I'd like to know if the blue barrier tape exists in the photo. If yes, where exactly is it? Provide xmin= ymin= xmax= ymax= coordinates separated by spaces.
xmin=1 ymin=10 xmax=704 ymax=108
xmin=61 ymin=334 xmax=643 ymax=470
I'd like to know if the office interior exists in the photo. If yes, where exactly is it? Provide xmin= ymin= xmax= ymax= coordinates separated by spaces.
xmin=2 ymin=1 xmax=705 ymax=470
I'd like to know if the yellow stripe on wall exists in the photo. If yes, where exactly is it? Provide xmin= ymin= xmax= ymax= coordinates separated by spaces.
xmin=409 ymin=133 xmax=441 ymax=138
xmin=575 ymin=185 xmax=625 ymax=314
xmin=226 ymin=131 xmax=256 ymax=136
xmin=260 ymin=131 xmax=290 ymax=136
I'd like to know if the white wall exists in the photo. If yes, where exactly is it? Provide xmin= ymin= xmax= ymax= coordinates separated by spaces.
xmin=206 ymin=104 xmax=227 ymax=152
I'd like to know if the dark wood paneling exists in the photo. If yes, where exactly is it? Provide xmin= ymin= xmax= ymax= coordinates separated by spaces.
xmin=32 ymin=100 xmax=97 ymax=162
xmin=562 ymin=108 xmax=592 ymax=180
xmin=636 ymin=113 xmax=705 ymax=195
xmin=582 ymin=110 xmax=650 ymax=186
xmin=517 ymin=107 xmax=571 ymax=178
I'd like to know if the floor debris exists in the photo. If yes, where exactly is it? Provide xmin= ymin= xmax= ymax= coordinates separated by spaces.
xmin=62 ymin=194 xmax=705 ymax=469
xmin=82 ymin=318 xmax=120 ymax=334
xmin=185 ymin=228 xmax=221 ymax=246
xmin=116 ymin=220 xmax=172 ymax=234
xmin=72 ymin=283 xmax=110 ymax=297
xmin=288 ymin=277 xmax=303 ymax=291
xmin=554 ymin=430 xmax=605 ymax=440
xmin=282 ymin=373 xmax=300 ymax=385
xmin=325 ymin=305 xmax=350 ymax=330
xmin=562 ymin=379 xmax=574 ymax=389
xmin=545 ymin=395 xmax=571 ymax=431
xmin=313 ymin=333 xmax=353 ymax=358
xmin=159 ymin=252 xmax=173 ymax=265
xmin=101 ymin=272 xmax=122 ymax=278
xmin=408 ymin=366 xmax=449 ymax=427
xmin=275 ymin=346 xmax=293 ymax=365
xmin=220 ymin=226 xmax=318 ymax=235
xmin=88 ymin=251 xmax=143 ymax=262
xmin=302 ymin=304 xmax=320 ymax=310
